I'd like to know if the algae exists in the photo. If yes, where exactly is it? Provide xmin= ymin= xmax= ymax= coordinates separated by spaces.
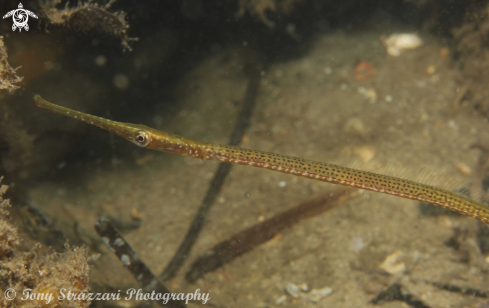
xmin=0 ymin=177 xmax=97 ymax=308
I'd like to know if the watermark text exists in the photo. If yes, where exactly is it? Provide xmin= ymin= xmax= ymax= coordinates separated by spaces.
xmin=3 ymin=288 xmax=210 ymax=305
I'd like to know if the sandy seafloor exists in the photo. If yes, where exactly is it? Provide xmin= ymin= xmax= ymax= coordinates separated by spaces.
xmin=26 ymin=23 xmax=489 ymax=308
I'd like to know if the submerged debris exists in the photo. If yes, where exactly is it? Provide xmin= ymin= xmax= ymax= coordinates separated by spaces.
xmin=354 ymin=61 xmax=376 ymax=81
xmin=381 ymin=33 xmax=423 ymax=56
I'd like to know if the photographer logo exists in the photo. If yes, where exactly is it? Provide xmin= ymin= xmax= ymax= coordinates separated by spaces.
xmin=3 ymin=3 xmax=38 ymax=32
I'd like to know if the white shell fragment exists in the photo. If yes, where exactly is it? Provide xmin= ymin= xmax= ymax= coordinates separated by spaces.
xmin=381 ymin=33 xmax=423 ymax=56
xmin=285 ymin=283 xmax=300 ymax=298
xmin=379 ymin=250 xmax=406 ymax=275
xmin=284 ymin=283 xmax=333 ymax=303
xmin=276 ymin=295 xmax=287 ymax=305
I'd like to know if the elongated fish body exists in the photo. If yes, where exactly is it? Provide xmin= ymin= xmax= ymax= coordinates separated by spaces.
xmin=34 ymin=95 xmax=489 ymax=224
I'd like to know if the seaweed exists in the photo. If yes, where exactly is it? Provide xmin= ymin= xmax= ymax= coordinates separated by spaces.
xmin=185 ymin=188 xmax=359 ymax=282
xmin=0 ymin=37 xmax=23 ymax=92
xmin=38 ymin=0 xmax=138 ymax=51
xmin=160 ymin=54 xmax=262 ymax=281
xmin=370 ymin=284 xmax=431 ymax=308
xmin=94 ymin=219 xmax=186 ymax=308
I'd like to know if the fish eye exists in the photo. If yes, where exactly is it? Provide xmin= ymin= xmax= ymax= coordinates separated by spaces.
xmin=134 ymin=130 xmax=150 ymax=147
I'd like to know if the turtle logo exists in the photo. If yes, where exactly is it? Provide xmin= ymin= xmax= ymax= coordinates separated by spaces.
xmin=3 ymin=3 xmax=38 ymax=32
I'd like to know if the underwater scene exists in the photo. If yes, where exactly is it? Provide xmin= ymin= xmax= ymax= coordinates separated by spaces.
xmin=2 ymin=0 xmax=489 ymax=307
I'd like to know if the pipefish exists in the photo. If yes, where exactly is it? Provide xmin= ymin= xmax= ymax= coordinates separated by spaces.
xmin=34 ymin=94 xmax=489 ymax=224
